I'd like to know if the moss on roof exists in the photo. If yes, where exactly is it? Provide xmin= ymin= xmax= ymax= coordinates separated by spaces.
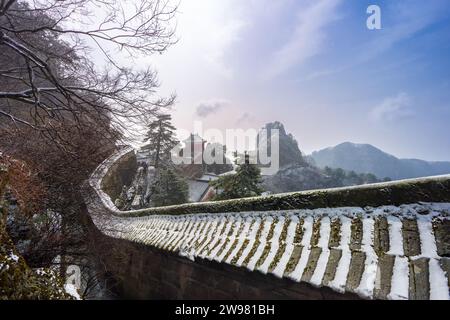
xmin=112 ymin=174 xmax=450 ymax=217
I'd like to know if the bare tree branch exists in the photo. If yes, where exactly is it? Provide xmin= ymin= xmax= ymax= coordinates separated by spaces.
xmin=0 ymin=0 xmax=177 ymax=140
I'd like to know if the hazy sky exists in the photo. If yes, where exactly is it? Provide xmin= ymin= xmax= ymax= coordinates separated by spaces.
xmin=140 ymin=0 xmax=450 ymax=161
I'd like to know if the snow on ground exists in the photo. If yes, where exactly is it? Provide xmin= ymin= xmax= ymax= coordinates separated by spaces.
xmin=9 ymin=252 xmax=19 ymax=262
xmin=64 ymin=283 xmax=81 ymax=300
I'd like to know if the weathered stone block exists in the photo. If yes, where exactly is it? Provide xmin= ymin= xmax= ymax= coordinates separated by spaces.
xmin=301 ymin=248 xmax=322 ymax=282
xmin=346 ymin=251 xmax=366 ymax=292
xmin=434 ymin=220 xmax=450 ymax=257
xmin=402 ymin=219 xmax=421 ymax=256
xmin=409 ymin=258 xmax=430 ymax=300
xmin=373 ymin=217 xmax=390 ymax=255
xmin=322 ymin=249 xmax=342 ymax=287
xmin=350 ymin=218 xmax=363 ymax=251
xmin=374 ymin=254 xmax=395 ymax=300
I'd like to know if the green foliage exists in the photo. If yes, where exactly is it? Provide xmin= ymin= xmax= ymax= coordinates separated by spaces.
xmin=142 ymin=115 xmax=189 ymax=207
xmin=0 ymin=218 xmax=71 ymax=300
xmin=142 ymin=114 xmax=178 ymax=169
xmin=210 ymin=159 xmax=263 ymax=200
xmin=150 ymin=168 xmax=189 ymax=207
xmin=323 ymin=166 xmax=385 ymax=187
xmin=204 ymin=143 xmax=233 ymax=175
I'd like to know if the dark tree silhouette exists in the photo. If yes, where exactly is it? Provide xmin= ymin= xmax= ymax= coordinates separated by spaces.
xmin=142 ymin=114 xmax=178 ymax=169
xmin=150 ymin=168 xmax=189 ymax=207
xmin=210 ymin=153 xmax=263 ymax=200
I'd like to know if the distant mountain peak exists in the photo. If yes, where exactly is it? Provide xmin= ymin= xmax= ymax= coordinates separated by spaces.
xmin=335 ymin=141 xmax=379 ymax=149
xmin=262 ymin=121 xmax=287 ymax=135
xmin=310 ymin=142 xmax=450 ymax=180
xmin=258 ymin=121 xmax=306 ymax=168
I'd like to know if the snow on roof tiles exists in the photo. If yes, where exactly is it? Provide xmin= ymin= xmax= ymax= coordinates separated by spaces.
xmin=187 ymin=179 xmax=210 ymax=202
xmin=89 ymin=202 xmax=450 ymax=300
xmin=85 ymin=147 xmax=450 ymax=300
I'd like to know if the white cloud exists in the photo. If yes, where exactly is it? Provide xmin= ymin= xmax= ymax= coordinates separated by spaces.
xmin=370 ymin=92 xmax=413 ymax=122
xmin=174 ymin=0 xmax=247 ymax=79
xmin=196 ymin=99 xmax=229 ymax=117
xmin=263 ymin=0 xmax=341 ymax=79
xmin=203 ymin=18 xmax=247 ymax=78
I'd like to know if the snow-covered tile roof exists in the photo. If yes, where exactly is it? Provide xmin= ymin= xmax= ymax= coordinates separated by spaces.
xmin=88 ymin=202 xmax=450 ymax=300
xmin=84 ymin=147 xmax=450 ymax=300
xmin=187 ymin=179 xmax=210 ymax=202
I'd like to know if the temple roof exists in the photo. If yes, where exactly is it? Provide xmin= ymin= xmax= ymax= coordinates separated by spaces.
xmin=187 ymin=174 xmax=217 ymax=202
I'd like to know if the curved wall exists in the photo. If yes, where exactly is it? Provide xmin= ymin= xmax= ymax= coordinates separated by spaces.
xmin=83 ymin=147 xmax=450 ymax=300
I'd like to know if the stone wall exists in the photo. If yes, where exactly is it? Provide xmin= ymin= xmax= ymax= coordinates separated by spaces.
xmin=84 ymin=147 xmax=450 ymax=300
xmin=93 ymin=231 xmax=360 ymax=300
xmin=100 ymin=149 xmax=137 ymax=201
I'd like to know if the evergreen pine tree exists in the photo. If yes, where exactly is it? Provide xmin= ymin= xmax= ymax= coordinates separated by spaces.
xmin=210 ymin=152 xmax=263 ymax=200
xmin=204 ymin=143 xmax=233 ymax=174
xmin=142 ymin=114 xmax=189 ymax=206
xmin=150 ymin=168 xmax=189 ymax=206
xmin=142 ymin=114 xmax=178 ymax=169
